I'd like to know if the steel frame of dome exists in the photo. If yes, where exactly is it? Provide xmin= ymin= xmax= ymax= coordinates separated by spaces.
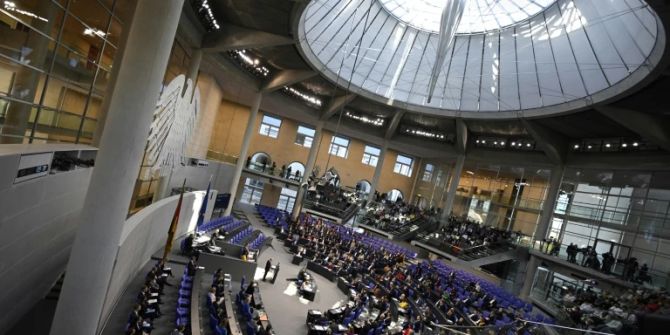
xmin=293 ymin=0 xmax=667 ymax=119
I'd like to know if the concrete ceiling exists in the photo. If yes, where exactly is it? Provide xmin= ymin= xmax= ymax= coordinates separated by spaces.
xmin=187 ymin=0 xmax=670 ymax=168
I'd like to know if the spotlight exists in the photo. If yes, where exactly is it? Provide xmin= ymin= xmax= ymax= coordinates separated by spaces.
xmin=526 ymin=143 xmax=531 ymax=147
xmin=500 ymin=141 xmax=505 ymax=146
xmin=633 ymin=142 xmax=639 ymax=147
xmin=482 ymin=140 xmax=486 ymax=144
xmin=605 ymin=143 xmax=611 ymax=148
xmin=573 ymin=144 xmax=580 ymax=149
xmin=494 ymin=141 xmax=498 ymax=145
xmin=587 ymin=145 xmax=593 ymax=149
xmin=511 ymin=142 xmax=516 ymax=146
xmin=622 ymin=143 xmax=628 ymax=148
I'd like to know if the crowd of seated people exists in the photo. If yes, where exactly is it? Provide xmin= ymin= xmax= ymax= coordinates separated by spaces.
xmin=285 ymin=214 xmax=416 ymax=279
xmin=359 ymin=199 xmax=436 ymax=236
xmin=560 ymin=285 xmax=670 ymax=333
xmin=427 ymin=216 xmax=517 ymax=255
xmin=125 ymin=260 xmax=174 ymax=335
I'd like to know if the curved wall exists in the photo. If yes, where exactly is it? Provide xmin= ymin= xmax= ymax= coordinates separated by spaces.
xmin=0 ymin=146 xmax=94 ymax=331
xmin=99 ymin=190 xmax=216 ymax=329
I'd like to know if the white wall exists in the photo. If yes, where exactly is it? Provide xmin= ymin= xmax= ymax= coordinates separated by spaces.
xmin=0 ymin=155 xmax=92 ymax=331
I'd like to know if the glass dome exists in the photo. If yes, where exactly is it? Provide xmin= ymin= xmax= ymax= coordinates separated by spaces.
xmin=379 ymin=0 xmax=557 ymax=34
xmin=296 ymin=0 xmax=664 ymax=118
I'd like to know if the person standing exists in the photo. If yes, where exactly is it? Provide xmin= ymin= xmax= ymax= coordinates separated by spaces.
xmin=263 ymin=258 xmax=273 ymax=281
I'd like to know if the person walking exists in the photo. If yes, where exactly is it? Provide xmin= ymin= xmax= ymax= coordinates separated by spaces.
xmin=263 ymin=258 xmax=273 ymax=281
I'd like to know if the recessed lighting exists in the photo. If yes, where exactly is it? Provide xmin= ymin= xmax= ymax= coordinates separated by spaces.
xmin=633 ymin=142 xmax=639 ymax=147
xmin=494 ymin=141 xmax=498 ymax=145
xmin=482 ymin=140 xmax=486 ymax=144
xmin=573 ymin=144 xmax=580 ymax=149
xmin=466 ymin=170 xmax=475 ymax=175
xmin=622 ymin=143 xmax=628 ymax=148
xmin=526 ymin=143 xmax=531 ymax=147
xmin=587 ymin=145 xmax=593 ymax=149
xmin=605 ymin=143 xmax=611 ymax=148
xmin=511 ymin=142 xmax=516 ymax=146
xmin=476 ymin=139 xmax=480 ymax=143
xmin=500 ymin=141 xmax=505 ymax=145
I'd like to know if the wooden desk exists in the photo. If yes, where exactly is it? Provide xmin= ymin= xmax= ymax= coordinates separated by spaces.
xmin=223 ymin=290 xmax=243 ymax=335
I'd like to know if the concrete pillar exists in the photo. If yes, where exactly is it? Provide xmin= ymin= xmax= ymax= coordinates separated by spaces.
xmin=519 ymin=255 xmax=541 ymax=300
xmin=50 ymin=1 xmax=184 ymax=334
xmin=291 ymin=122 xmax=324 ymax=220
xmin=441 ymin=155 xmax=465 ymax=222
xmin=367 ymin=141 xmax=389 ymax=202
xmin=224 ymin=92 xmax=263 ymax=216
xmin=533 ymin=165 xmax=564 ymax=241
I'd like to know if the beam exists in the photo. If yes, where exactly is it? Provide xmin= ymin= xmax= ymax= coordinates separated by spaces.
xmin=521 ymin=119 xmax=568 ymax=165
xmin=320 ymin=94 xmax=356 ymax=121
xmin=385 ymin=110 xmax=405 ymax=140
xmin=455 ymin=118 xmax=468 ymax=154
xmin=596 ymin=105 xmax=670 ymax=152
xmin=260 ymin=69 xmax=317 ymax=93
xmin=201 ymin=24 xmax=294 ymax=52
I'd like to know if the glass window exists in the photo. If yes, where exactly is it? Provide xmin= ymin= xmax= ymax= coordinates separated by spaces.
xmin=422 ymin=163 xmax=434 ymax=181
xmin=362 ymin=145 xmax=380 ymax=166
xmin=240 ymin=178 xmax=264 ymax=204
xmin=295 ymin=125 xmax=315 ymax=148
xmin=259 ymin=114 xmax=281 ymax=138
xmin=387 ymin=189 xmax=404 ymax=202
xmin=277 ymin=188 xmax=298 ymax=212
xmin=328 ymin=135 xmax=349 ymax=158
xmin=393 ymin=154 xmax=413 ymax=177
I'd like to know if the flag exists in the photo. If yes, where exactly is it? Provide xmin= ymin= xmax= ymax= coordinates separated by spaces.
xmin=197 ymin=175 xmax=212 ymax=227
xmin=162 ymin=179 xmax=186 ymax=261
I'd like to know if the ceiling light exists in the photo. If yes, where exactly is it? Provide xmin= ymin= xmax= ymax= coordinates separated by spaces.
xmin=511 ymin=142 xmax=516 ymax=146
xmin=587 ymin=145 xmax=593 ymax=149
xmin=476 ymin=139 xmax=480 ymax=144
xmin=83 ymin=28 xmax=106 ymax=38
xmin=622 ymin=143 xmax=628 ymax=148
xmin=466 ymin=170 xmax=475 ymax=175
xmin=500 ymin=141 xmax=505 ymax=146
xmin=494 ymin=141 xmax=498 ymax=145
xmin=526 ymin=143 xmax=531 ymax=147
xmin=573 ymin=144 xmax=579 ymax=149
xmin=482 ymin=140 xmax=486 ymax=144
xmin=605 ymin=143 xmax=611 ymax=148
xmin=633 ymin=142 xmax=639 ymax=147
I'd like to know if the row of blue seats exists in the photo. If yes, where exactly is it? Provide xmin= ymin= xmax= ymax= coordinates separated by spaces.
xmin=248 ymin=233 xmax=267 ymax=251
xmin=175 ymin=267 xmax=194 ymax=327
xmin=228 ymin=227 xmax=253 ymax=245
xmin=197 ymin=215 xmax=241 ymax=233
xmin=255 ymin=204 xmax=288 ymax=228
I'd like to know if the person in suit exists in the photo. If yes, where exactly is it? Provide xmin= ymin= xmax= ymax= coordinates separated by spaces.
xmin=263 ymin=258 xmax=273 ymax=281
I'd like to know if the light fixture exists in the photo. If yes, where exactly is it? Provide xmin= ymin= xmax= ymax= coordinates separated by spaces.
xmin=4 ymin=1 xmax=48 ymax=22
xmin=476 ymin=139 xmax=480 ymax=143
xmin=83 ymin=27 xmax=106 ymax=38
xmin=605 ymin=143 xmax=611 ymax=148
xmin=466 ymin=170 xmax=475 ymax=175
xmin=573 ymin=144 xmax=580 ymax=149
xmin=500 ymin=141 xmax=505 ymax=146
xmin=197 ymin=0 xmax=220 ymax=30
xmin=526 ymin=143 xmax=531 ymax=147
xmin=346 ymin=111 xmax=384 ymax=126
xmin=482 ymin=140 xmax=486 ymax=144
xmin=494 ymin=141 xmax=498 ymax=145
xmin=587 ymin=145 xmax=593 ymax=149
xmin=633 ymin=142 xmax=639 ymax=147
xmin=511 ymin=141 xmax=516 ymax=146
xmin=283 ymin=86 xmax=322 ymax=106
xmin=622 ymin=143 xmax=628 ymax=148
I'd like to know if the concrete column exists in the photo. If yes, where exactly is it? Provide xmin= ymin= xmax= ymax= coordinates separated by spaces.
xmin=367 ymin=141 xmax=389 ymax=202
xmin=291 ymin=121 xmax=324 ymax=220
xmin=441 ymin=155 xmax=465 ymax=222
xmin=224 ymin=92 xmax=263 ymax=216
xmin=185 ymin=48 xmax=203 ymax=96
xmin=50 ymin=1 xmax=184 ymax=334
xmin=533 ymin=165 xmax=564 ymax=241
xmin=519 ymin=255 xmax=541 ymax=301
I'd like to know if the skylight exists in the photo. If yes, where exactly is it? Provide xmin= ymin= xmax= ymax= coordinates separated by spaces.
xmin=378 ymin=0 xmax=556 ymax=34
